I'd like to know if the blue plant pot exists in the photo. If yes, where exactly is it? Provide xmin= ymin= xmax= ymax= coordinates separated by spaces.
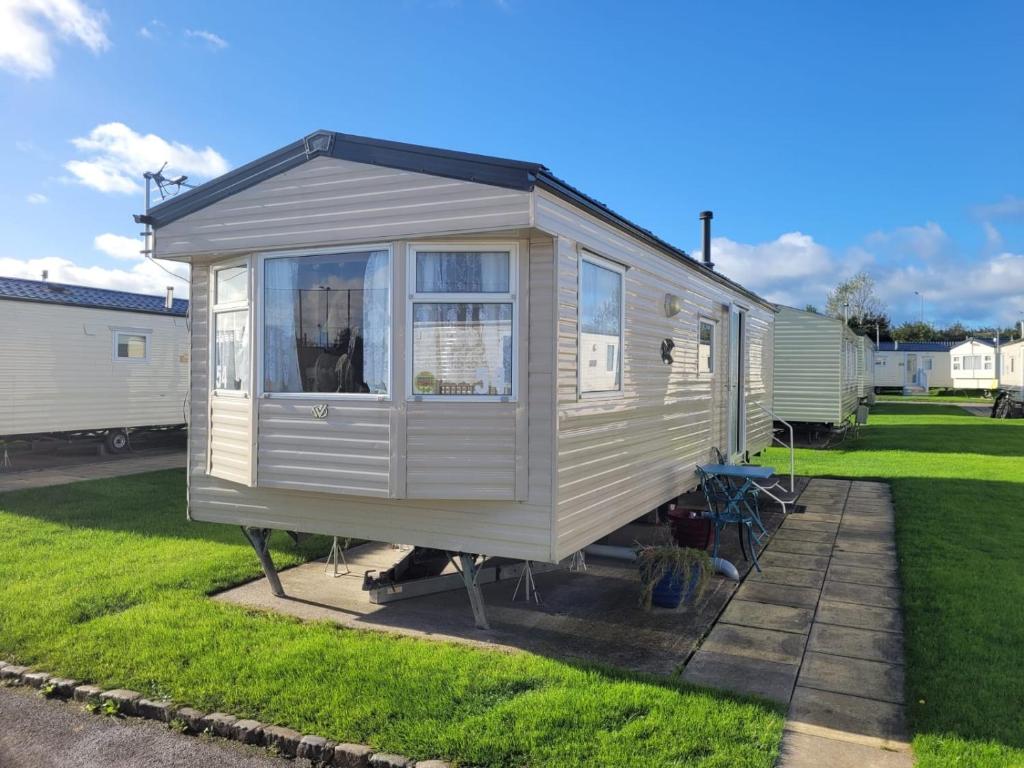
xmin=650 ymin=564 xmax=702 ymax=609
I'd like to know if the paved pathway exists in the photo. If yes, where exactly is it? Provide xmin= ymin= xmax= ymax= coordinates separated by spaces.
xmin=0 ymin=451 xmax=185 ymax=494
xmin=683 ymin=478 xmax=912 ymax=767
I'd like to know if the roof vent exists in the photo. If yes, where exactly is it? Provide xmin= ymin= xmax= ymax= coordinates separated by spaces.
xmin=304 ymin=131 xmax=334 ymax=158
xmin=165 ymin=286 xmax=174 ymax=310
xmin=41 ymin=269 xmax=48 ymax=281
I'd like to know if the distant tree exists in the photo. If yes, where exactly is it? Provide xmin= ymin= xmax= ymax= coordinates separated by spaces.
xmin=849 ymin=312 xmax=892 ymax=343
xmin=935 ymin=322 xmax=969 ymax=342
xmin=804 ymin=304 xmax=820 ymax=314
xmin=826 ymin=272 xmax=886 ymax=325
xmin=891 ymin=321 xmax=935 ymax=342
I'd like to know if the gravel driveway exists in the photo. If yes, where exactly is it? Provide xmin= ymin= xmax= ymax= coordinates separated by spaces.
xmin=0 ymin=686 xmax=297 ymax=768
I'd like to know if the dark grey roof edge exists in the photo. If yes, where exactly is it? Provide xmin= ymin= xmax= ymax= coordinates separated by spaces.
xmin=0 ymin=292 xmax=188 ymax=317
xmin=147 ymin=130 xmax=546 ymax=228
xmin=147 ymin=129 xmax=771 ymax=309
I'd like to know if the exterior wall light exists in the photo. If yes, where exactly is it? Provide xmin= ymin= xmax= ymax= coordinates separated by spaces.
xmin=664 ymin=293 xmax=683 ymax=318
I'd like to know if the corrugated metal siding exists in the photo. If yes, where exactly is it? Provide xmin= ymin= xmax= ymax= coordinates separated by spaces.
xmin=873 ymin=350 xmax=906 ymax=387
xmin=155 ymin=156 xmax=532 ymax=259
xmin=536 ymin=193 xmax=774 ymax=560
xmin=208 ymin=394 xmax=253 ymax=485
xmin=0 ymin=299 xmax=188 ymax=436
xmin=188 ymin=267 xmax=210 ymax=481
xmin=257 ymin=400 xmax=390 ymax=497
xmin=772 ymin=307 xmax=843 ymax=424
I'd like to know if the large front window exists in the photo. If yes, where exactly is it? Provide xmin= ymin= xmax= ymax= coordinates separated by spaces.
xmin=579 ymin=254 xmax=624 ymax=395
xmin=263 ymin=248 xmax=391 ymax=395
xmin=409 ymin=247 xmax=516 ymax=398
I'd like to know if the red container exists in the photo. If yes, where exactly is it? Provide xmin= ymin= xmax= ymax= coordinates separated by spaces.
xmin=667 ymin=504 xmax=711 ymax=550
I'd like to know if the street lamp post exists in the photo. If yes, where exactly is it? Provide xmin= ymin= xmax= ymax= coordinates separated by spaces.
xmin=914 ymin=291 xmax=924 ymax=323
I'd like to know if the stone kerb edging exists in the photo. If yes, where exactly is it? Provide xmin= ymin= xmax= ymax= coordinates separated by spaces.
xmin=0 ymin=661 xmax=450 ymax=768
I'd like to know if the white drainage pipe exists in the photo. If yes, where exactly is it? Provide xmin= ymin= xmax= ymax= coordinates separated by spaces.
xmin=584 ymin=545 xmax=741 ymax=581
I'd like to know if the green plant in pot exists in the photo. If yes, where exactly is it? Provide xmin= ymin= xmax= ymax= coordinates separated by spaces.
xmin=638 ymin=542 xmax=712 ymax=610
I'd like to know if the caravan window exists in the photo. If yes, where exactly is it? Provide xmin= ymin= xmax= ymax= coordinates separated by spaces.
xmin=579 ymin=253 xmax=624 ymax=395
xmin=212 ymin=261 xmax=250 ymax=393
xmin=263 ymin=248 xmax=391 ymax=396
xmin=113 ymin=331 xmax=148 ymax=362
xmin=698 ymin=319 xmax=715 ymax=374
xmin=408 ymin=245 xmax=517 ymax=399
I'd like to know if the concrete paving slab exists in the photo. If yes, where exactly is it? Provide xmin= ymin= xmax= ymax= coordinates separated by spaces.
xmin=798 ymin=651 xmax=905 ymax=704
xmin=683 ymin=650 xmax=798 ymax=704
xmin=821 ymin=581 xmax=901 ymax=610
xmin=815 ymin=600 xmax=903 ymax=634
xmin=796 ymin=512 xmax=843 ymax=524
xmin=807 ymin=624 xmax=904 ymax=665
xmin=766 ymin=537 xmax=833 ymax=557
xmin=734 ymin=581 xmax=821 ymax=609
xmin=830 ymin=551 xmax=898 ymax=572
xmin=759 ymin=550 xmax=830 ymax=572
xmin=781 ymin=519 xmax=840 ymax=534
xmin=718 ymin=600 xmax=814 ymax=634
xmin=827 ymin=564 xmax=900 ymax=589
xmin=778 ymin=729 xmax=912 ymax=767
xmin=699 ymin=623 xmax=806 ymax=665
xmin=748 ymin=565 xmax=826 ymax=590
xmin=788 ymin=686 xmax=909 ymax=750
xmin=772 ymin=528 xmax=836 ymax=544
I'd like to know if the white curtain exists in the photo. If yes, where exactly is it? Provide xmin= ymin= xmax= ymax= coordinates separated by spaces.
xmin=264 ymin=259 xmax=302 ymax=392
xmin=416 ymin=251 xmax=509 ymax=293
xmin=361 ymin=251 xmax=390 ymax=394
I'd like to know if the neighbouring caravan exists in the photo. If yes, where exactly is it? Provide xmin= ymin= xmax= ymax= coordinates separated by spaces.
xmin=999 ymin=339 xmax=1024 ymax=398
xmin=0 ymin=277 xmax=189 ymax=449
xmin=950 ymin=339 xmax=998 ymax=391
xmin=771 ymin=306 xmax=861 ymax=427
xmin=145 ymin=130 xmax=776 ymax=625
xmin=856 ymin=334 xmax=876 ymax=403
xmin=874 ymin=341 xmax=955 ymax=391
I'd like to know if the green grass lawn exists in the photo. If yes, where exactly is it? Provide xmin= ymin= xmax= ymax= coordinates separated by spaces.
xmin=0 ymin=471 xmax=782 ymax=768
xmin=876 ymin=389 xmax=991 ymax=404
xmin=765 ymin=404 xmax=1024 ymax=768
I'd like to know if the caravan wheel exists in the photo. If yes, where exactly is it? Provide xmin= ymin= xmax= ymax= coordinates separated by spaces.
xmin=105 ymin=431 xmax=129 ymax=453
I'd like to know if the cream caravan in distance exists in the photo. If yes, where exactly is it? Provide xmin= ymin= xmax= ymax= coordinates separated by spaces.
xmin=145 ymin=130 xmax=777 ymax=626
xmin=0 ymin=277 xmax=189 ymax=450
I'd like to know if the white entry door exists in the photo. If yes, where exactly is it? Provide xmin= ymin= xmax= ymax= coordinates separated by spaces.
xmin=727 ymin=305 xmax=747 ymax=461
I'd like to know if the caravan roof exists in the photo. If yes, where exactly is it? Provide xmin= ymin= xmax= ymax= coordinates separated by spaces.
xmin=0 ymin=276 xmax=188 ymax=317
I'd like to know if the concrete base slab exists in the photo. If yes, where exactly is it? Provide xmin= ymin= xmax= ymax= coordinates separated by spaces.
xmin=683 ymin=650 xmax=797 ymax=704
xmin=798 ymin=651 xmax=905 ymax=704
xmin=778 ymin=729 xmax=913 ymax=767
xmin=807 ymin=624 xmax=904 ymax=664
xmin=788 ymin=686 xmax=909 ymax=750
xmin=821 ymin=581 xmax=901 ymax=610
xmin=748 ymin=565 xmax=825 ymax=590
xmin=699 ymin=623 xmax=806 ymax=665
xmin=828 ymin=564 xmax=900 ymax=589
xmin=719 ymin=600 xmax=814 ymax=634
xmin=815 ymin=600 xmax=903 ymax=634
xmin=767 ymin=538 xmax=834 ymax=557
xmin=759 ymin=551 xmax=830 ymax=571
xmin=734 ymin=580 xmax=821 ymax=609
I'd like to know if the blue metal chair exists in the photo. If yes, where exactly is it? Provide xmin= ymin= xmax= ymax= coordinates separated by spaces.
xmin=696 ymin=465 xmax=764 ymax=572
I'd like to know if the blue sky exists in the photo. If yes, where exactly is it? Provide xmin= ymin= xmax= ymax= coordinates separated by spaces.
xmin=1 ymin=0 xmax=1022 ymax=327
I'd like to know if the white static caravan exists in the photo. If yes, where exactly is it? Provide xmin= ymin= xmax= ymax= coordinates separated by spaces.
xmin=145 ymin=131 xmax=776 ymax=625
xmin=873 ymin=341 xmax=954 ymax=391
xmin=771 ymin=306 xmax=861 ymax=427
xmin=999 ymin=340 xmax=1024 ymax=398
xmin=0 ymin=277 xmax=189 ymax=447
xmin=950 ymin=339 xmax=998 ymax=390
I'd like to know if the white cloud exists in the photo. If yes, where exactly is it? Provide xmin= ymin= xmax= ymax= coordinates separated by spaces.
xmin=982 ymin=221 xmax=1003 ymax=251
xmin=0 ymin=0 xmax=109 ymax=79
xmin=138 ymin=19 xmax=163 ymax=40
xmin=64 ymin=122 xmax=229 ymax=194
xmin=25 ymin=192 xmax=48 ymax=204
xmin=973 ymin=195 xmax=1024 ymax=221
xmin=94 ymin=233 xmax=143 ymax=260
xmin=185 ymin=29 xmax=228 ymax=50
xmin=0 ymin=255 xmax=189 ymax=298
xmin=864 ymin=221 xmax=951 ymax=261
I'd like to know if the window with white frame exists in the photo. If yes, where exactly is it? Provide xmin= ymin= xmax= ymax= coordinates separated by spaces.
xmin=698 ymin=318 xmax=715 ymax=374
xmin=984 ymin=355 xmax=992 ymax=370
xmin=953 ymin=356 xmax=961 ymax=370
xmin=408 ymin=245 xmax=516 ymax=398
xmin=263 ymin=247 xmax=390 ymax=396
xmin=113 ymin=330 xmax=149 ymax=362
xmin=924 ymin=357 xmax=933 ymax=371
xmin=579 ymin=253 xmax=624 ymax=395
xmin=212 ymin=262 xmax=250 ymax=392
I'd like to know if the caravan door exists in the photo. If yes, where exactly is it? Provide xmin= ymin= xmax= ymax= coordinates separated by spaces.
xmin=727 ymin=305 xmax=747 ymax=461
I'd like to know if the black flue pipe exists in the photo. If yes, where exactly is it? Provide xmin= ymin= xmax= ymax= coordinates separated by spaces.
xmin=699 ymin=210 xmax=714 ymax=270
